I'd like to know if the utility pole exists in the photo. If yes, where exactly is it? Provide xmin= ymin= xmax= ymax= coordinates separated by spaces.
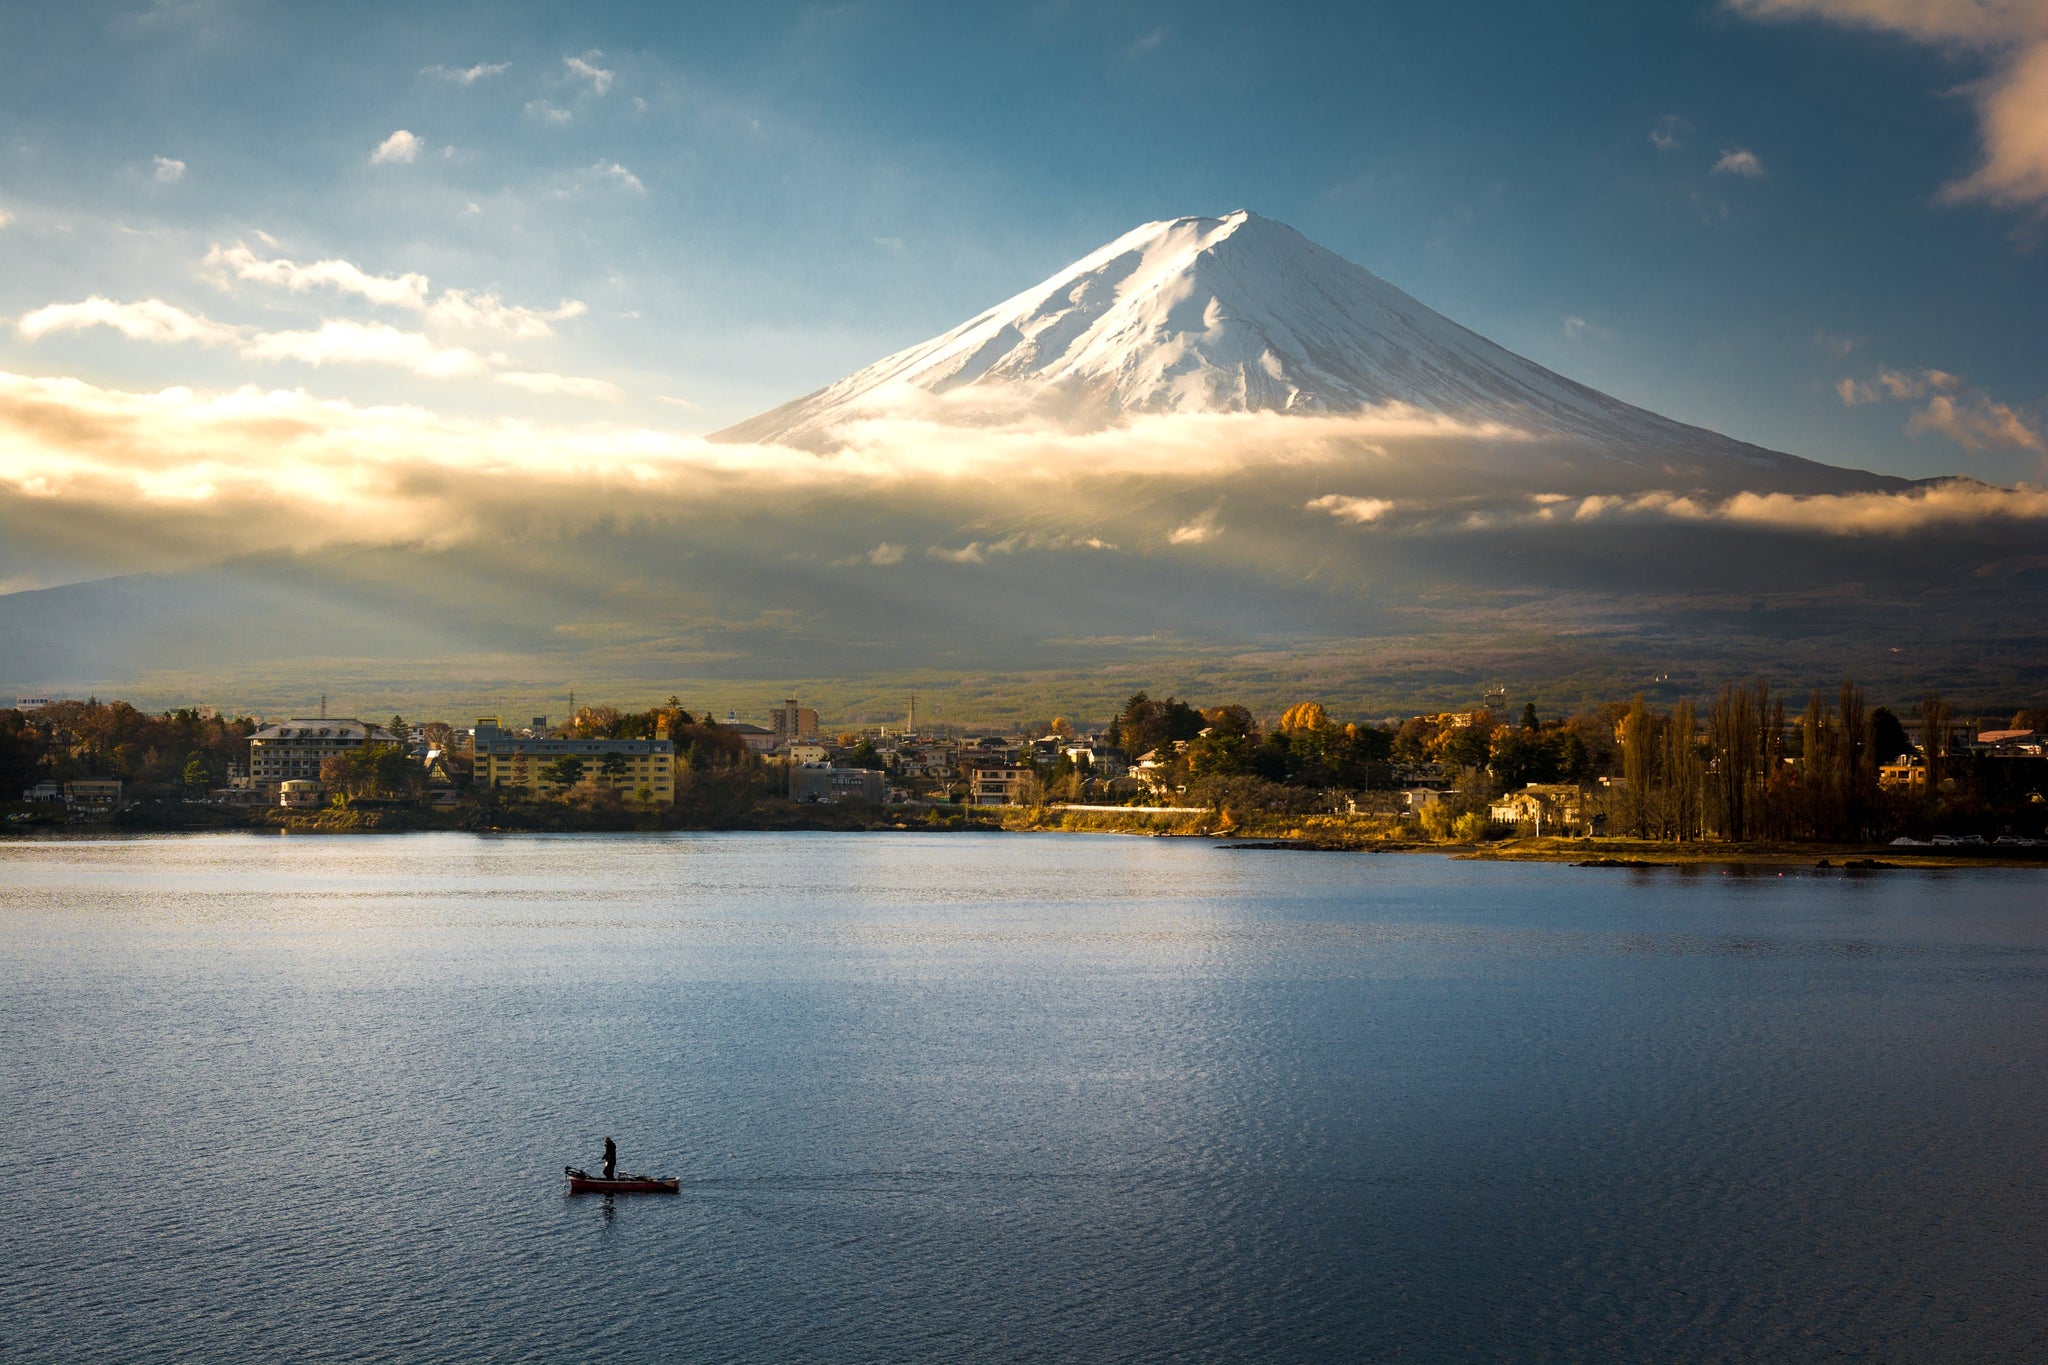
xmin=319 ymin=693 xmax=327 ymax=719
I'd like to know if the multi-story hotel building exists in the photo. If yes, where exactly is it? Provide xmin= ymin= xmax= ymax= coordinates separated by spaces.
xmin=471 ymin=718 xmax=676 ymax=803
xmin=246 ymin=719 xmax=401 ymax=801
xmin=770 ymin=699 xmax=819 ymax=743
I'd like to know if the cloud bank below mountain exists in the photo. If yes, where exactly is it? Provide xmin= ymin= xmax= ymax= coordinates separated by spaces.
xmin=4 ymin=369 xmax=2046 ymax=595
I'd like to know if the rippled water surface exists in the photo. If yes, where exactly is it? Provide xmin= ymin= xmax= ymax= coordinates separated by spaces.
xmin=2 ymin=832 xmax=2044 ymax=1361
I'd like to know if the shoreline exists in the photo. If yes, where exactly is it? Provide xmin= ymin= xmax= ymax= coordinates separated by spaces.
xmin=6 ymin=803 xmax=2043 ymax=869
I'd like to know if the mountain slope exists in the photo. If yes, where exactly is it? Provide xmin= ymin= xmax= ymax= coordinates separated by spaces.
xmin=715 ymin=211 xmax=1884 ymax=491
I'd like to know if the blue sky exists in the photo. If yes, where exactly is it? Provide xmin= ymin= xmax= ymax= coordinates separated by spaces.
xmin=1 ymin=0 xmax=2044 ymax=497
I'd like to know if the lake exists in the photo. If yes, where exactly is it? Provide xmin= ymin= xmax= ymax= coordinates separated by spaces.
xmin=2 ymin=832 xmax=2043 ymax=1361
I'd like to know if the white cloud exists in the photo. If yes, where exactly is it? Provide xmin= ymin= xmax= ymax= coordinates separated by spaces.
xmin=17 ymin=296 xmax=240 ymax=346
xmin=1727 ymin=0 xmax=2048 ymax=208
xmin=239 ymin=320 xmax=486 ymax=377
xmin=1306 ymin=493 xmax=1396 ymax=524
xmin=928 ymin=542 xmax=987 ymax=564
xmin=1168 ymin=506 xmax=1220 ymax=544
xmin=593 ymin=161 xmax=645 ymax=193
xmin=1562 ymin=315 xmax=1613 ymax=340
xmin=865 ymin=542 xmax=905 ymax=565
xmin=152 ymin=155 xmax=186 ymax=183
xmin=371 ymin=130 xmax=423 ymax=165
xmin=1650 ymin=114 xmax=1689 ymax=152
xmin=526 ymin=100 xmax=572 ymax=125
xmin=872 ymin=235 xmax=906 ymax=252
xmin=653 ymin=395 xmax=701 ymax=411
xmin=205 ymin=242 xmax=430 ymax=310
xmin=1712 ymin=147 xmax=1765 ymax=177
xmin=422 ymin=61 xmax=508 ymax=85
xmin=565 ymin=51 xmax=613 ymax=95
xmin=494 ymin=371 xmax=623 ymax=401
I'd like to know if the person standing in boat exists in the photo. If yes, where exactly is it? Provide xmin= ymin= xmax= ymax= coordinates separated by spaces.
xmin=602 ymin=1136 xmax=616 ymax=1180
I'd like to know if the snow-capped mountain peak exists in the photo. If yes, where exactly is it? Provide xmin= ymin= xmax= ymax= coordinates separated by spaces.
xmin=714 ymin=211 xmax=1859 ymax=488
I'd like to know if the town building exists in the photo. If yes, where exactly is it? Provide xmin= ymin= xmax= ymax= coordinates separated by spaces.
xmin=770 ymin=699 xmax=819 ymax=744
xmin=246 ymin=719 xmax=400 ymax=801
xmin=471 ymin=717 xmax=675 ymax=803
xmin=1976 ymin=729 xmax=2044 ymax=757
xmin=59 ymin=779 xmax=124 ymax=810
xmin=1878 ymin=760 xmax=1928 ymax=791
xmin=969 ymin=765 xmax=1025 ymax=806
xmin=1488 ymin=783 xmax=1587 ymax=835
xmin=279 ymin=779 xmax=323 ymax=808
xmin=789 ymin=765 xmax=885 ymax=803
xmin=718 ymin=712 xmax=780 ymax=755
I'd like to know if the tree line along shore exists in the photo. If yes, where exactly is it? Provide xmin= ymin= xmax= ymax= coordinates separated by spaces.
xmin=3 ymin=683 xmax=2044 ymax=863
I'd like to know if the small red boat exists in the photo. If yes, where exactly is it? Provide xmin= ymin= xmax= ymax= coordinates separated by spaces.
xmin=563 ymin=1166 xmax=680 ymax=1195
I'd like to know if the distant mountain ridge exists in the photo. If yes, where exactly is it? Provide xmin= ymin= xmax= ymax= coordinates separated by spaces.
xmin=715 ymin=210 xmax=1886 ymax=493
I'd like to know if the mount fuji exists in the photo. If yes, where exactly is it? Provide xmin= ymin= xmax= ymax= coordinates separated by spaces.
xmin=717 ymin=210 xmax=1892 ymax=494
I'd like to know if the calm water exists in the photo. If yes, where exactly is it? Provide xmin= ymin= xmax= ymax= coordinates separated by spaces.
xmin=1 ymin=832 xmax=2043 ymax=1362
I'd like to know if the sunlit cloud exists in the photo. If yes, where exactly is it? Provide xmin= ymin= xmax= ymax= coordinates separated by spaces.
xmin=1712 ymin=147 xmax=1765 ymax=177
xmin=564 ymin=51 xmax=613 ymax=95
xmin=152 ymin=155 xmax=186 ymax=183
xmin=1908 ymin=392 xmax=2045 ymax=452
xmin=371 ymin=130 xmax=423 ymax=165
xmin=1727 ymin=0 xmax=2048 ymax=209
xmin=422 ymin=61 xmax=508 ymax=85
xmin=494 ymin=370 xmax=623 ymax=401
xmin=4 ymin=369 xmax=2046 ymax=584
xmin=1168 ymin=506 xmax=1221 ymax=544
xmin=1834 ymin=365 xmax=2040 ymax=452
xmin=239 ymin=320 xmax=487 ymax=377
xmin=205 ymin=241 xmax=430 ymax=310
xmin=1569 ymin=482 xmax=2048 ymax=534
xmin=427 ymin=290 xmax=585 ymax=338
xmin=526 ymin=99 xmax=572 ymax=125
xmin=204 ymin=241 xmax=585 ymax=339
xmin=1307 ymin=493 xmax=1396 ymax=524
xmin=19 ymin=296 xmax=239 ymax=347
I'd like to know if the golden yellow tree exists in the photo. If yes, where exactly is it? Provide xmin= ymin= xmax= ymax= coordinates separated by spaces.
xmin=1279 ymin=702 xmax=1330 ymax=734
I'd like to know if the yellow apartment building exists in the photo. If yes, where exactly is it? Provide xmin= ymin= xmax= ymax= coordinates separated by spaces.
xmin=472 ymin=717 xmax=675 ymax=803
